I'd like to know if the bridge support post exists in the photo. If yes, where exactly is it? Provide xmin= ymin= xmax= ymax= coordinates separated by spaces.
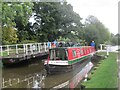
xmin=26 ymin=44 xmax=28 ymax=55
xmin=40 ymin=43 xmax=42 ymax=52
xmin=100 ymin=44 xmax=103 ymax=50
xmin=35 ymin=43 xmax=38 ymax=52
xmin=7 ymin=45 xmax=9 ymax=56
xmin=16 ymin=44 xmax=18 ymax=54
xmin=23 ymin=44 xmax=26 ymax=54
xmin=38 ymin=43 xmax=40 ymax=53
xmin=30 ymin=44 xmax=33 ymax=54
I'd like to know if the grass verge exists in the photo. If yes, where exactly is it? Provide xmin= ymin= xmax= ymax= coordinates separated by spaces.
xmin=82 ymin=52 xmax=118 ymax=88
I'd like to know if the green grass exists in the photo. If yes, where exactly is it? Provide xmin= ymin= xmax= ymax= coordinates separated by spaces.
xmin=0 ymin=49 xmax=17 ymax=57
xmin=96 ymin=52 xmax=108 ymax=56
xmin=82 ymin=52 xmax=118 ymax=88
xmin=1 ymin=51 xmax=8 ymax=56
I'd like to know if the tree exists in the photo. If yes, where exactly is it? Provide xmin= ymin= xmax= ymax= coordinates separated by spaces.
xmin=2 ymin=26 xmax=18 ymax=44
xmin=13 ymin=2 xmax=33 ymax=41
xmin=85 ymin=15 xmax=99 ymax=24
xmin=2 ymin=2 xmax=16 ymax=27
xmin=31 ymin=2 xmax=55 ymax=42
xmin=110 ymin=33 xmax=120 ymax=45
xmin=57 ymin=2 xmax=83 ymax=41
xmin=2 ymin=2 xmax=33 ymax=44
xmin=0 ymin=26 xmax=2 ymax=45
xmin=32 ymin=2 xmax=83 ymax=42
xmin=84 ymin=15 xmax=110 ymax=48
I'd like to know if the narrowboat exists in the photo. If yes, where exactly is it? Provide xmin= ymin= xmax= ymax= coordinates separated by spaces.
xmin=44 ymin=46 xmax=96 ymax=73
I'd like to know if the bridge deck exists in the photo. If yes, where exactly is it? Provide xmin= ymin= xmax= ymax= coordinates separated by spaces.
xmin=0 ymin=43 xmax=49 ymax=65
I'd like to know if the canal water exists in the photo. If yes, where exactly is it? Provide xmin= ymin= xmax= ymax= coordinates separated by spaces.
xmin=2 ymin=56 xmax=94 ymax=89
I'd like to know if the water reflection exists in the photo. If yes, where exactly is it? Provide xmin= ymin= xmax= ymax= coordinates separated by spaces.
xmin=51 ymin=61 xmax=93 ymax=89
xmin=2 ymin=57 xmax=93 ymax=89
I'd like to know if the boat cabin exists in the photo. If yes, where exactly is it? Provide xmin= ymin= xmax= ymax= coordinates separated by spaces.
xmin=48 ymin=46 xmax=95 ymax=61
xmin=44 ymin=46 xmax=96 ymax=73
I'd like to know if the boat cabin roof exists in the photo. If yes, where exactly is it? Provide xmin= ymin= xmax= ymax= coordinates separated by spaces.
xmin=49 ymin=46 xmax=92 ymax=50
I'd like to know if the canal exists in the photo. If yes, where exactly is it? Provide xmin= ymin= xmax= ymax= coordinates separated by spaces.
xmin=2 ymin=56 xmax=94 ymax=89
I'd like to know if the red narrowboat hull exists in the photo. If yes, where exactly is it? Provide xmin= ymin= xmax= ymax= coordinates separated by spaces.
xmin=44 ymin=46 xmax=96 ymax=74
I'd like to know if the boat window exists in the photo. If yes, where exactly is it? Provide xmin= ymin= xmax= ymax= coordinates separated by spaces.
xmin=72 ymin=50 xmax=76 ymax=57
xmin=50 ymin=49 xmax=68 ymax=60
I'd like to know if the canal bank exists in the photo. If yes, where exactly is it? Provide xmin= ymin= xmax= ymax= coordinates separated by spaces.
xmin=80 ymin=52 xmax=118 ymax=89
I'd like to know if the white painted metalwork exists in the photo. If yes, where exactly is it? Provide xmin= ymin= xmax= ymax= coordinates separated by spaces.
xmin=0 ymin=42 xmax=52 ymax=57
xmin=0 ymin=46 xmax=2 ymax=56
xmin=7 ymin=45 xmax=9 ymax=56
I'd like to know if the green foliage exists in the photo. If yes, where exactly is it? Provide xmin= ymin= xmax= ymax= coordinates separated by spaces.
xmin=2 ymin=2 xmax=33 ymax=27
xmin=84 ymin=15 xmax=110 ymax=48
xmin=110 ymin=33 xmax=120 ymax=45
xmin=2 ymin=26 xmax=18 ymax=44
xmin=111 ymin=37 xmax=118 ymax=45
xmin=0 ymin=26 xmax=2 ymax=45
xmin=2 ymin=2 xmax=111 ymax=45
xmin=2 ymin=2 xmax=33 ymax=43
xmin=2 ymin=3 xmax=16 ymax=26
xmin=0 ymin=2 xmax=2 ymax=27
xmin=58 ymin=36 xmax=70 ymax=42
xmin=32 ymin=2 xmax=83 ymax=42
xmin=19 ymin=40 xmax=36 ymax=44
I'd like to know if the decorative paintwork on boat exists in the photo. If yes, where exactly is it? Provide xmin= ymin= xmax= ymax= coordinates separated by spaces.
xmin=44 ymin=46 xmax=96 ymax=73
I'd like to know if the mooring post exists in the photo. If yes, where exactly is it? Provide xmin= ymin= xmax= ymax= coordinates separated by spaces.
xmin=7 ymin=45 xmax=9 ymax=56
xmin=16 ymin=44 xmax=18 ymax=54
xmin=84 ymin=74 xmax=88 ymax=82
xmin=106 ymin=45 xmax=109 ymax=56
xmin=0 ymin=46 xmax=3 ymax=56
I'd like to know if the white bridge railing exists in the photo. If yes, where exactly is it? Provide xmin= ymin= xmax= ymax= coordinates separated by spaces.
xmin=97 ymin=44 xmax=119 ymax=56
xmin=0 ymin=42 xmax=52 ymax=57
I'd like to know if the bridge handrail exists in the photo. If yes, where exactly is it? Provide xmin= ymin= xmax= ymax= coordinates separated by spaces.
xmin=0 ymin=42 xmax=50 ymax=57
